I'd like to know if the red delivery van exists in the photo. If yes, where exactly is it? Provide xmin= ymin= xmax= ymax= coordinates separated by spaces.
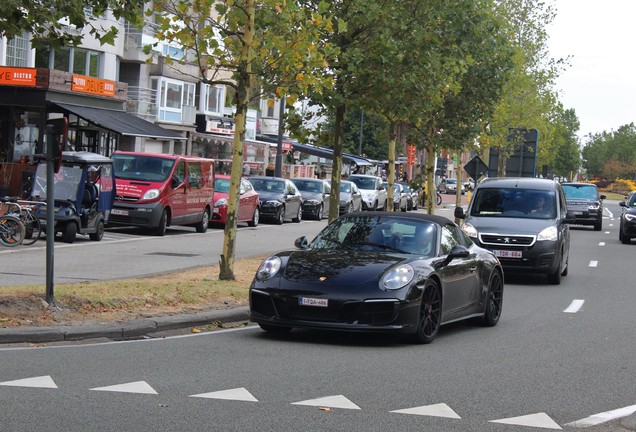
xmin=109 ymin=151 xmax=215 ymax=236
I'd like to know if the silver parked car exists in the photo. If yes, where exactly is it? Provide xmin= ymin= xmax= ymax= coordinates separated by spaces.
xmin=348 ymin=174 xmax=388 ymax=211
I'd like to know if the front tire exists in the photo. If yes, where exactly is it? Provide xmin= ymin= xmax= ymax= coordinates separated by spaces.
xmin=412 ymin=280 xmax=442 ymax=344
xmin=315 ymin=205 xmax=323 ymax=220
xmin=61 ymin=222 xmax=77 ymax=244
xmin=275 ymin=206 xmax=285 ymax=225
xmin=594 ymin=220 xmax=602 ymax=231
xmin=89 ymin=220 xmax=105 ymax=241
xmin=155 ymin=210 xmax=167 ymax=236
xmin=293 ymin=205 xmax=302 ymax=223
xmin=547 ymin=254 xmax=562 ymax=285
xmin=195 ymin=208 xmax=210 ymax=233
xmin=248 ymin=206 xmax=259 ymax=227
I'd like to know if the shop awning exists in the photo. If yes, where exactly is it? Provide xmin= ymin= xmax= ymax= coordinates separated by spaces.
xmin=292 ymin=142 xmax=372 ymax=166
xmin=54 ymin=103 xmax=185 ymax=140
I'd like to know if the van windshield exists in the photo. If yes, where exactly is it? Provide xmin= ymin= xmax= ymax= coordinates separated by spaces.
xmin=112 ymin=155 xmax=175 ymax=182
xmin=470 ymin=188 xmax=556 ymax=219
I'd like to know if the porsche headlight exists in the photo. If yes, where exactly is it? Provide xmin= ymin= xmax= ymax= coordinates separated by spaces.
xmin=214 ymin=198 xmax=228 ymax=208
xmin=381 ymin=264 xmax=414 ymax=290
xmin=256 ymin=256 xmax=282 ymax=281
xmin=141 ymin=189 xmax=160 ymax=200
xmin=537 ymin=226 xmax=558 ymax=241
xmin=461 ymin=222 xmax=478 ymax=238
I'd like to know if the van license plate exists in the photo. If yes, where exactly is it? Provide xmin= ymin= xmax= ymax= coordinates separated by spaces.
xmin=298 ymin=297 xmax=328 ymax=307
xmin=111 ymin=209 xmax=129 ymax=216
xmin=494 ymin=250 xmax=522 ymax=259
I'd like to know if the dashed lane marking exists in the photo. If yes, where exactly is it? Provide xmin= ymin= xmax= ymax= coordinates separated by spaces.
xmin=391 ymin=403 xmax=461 ymax=419
xmin=190 ymin=387 xmax=258 ymax=402
xmin=589 ymin=261 xmax=598 ymax=267
xmin=564 ymin=299 xmax=585 ymax=313
xmin=0 ymin=375 xmax=58 ymax=388
xmin=90 ymin=381 xmax=158 ymax=394
xmin=489 ymin=412 xmax=562 ymax=430
xmin=599 ymin=242 xmax=605 ymax=246
xmin=291 ymin=395 xmax=361 ymax=410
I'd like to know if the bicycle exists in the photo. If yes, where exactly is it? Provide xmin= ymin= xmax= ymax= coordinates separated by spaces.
xmin=419 ymin=190 xmax=443 ymax=207
xmin=0 ymin=197 xmax=42 ymax=246
xmin=0 ymin=214 xmax=25 ymax=247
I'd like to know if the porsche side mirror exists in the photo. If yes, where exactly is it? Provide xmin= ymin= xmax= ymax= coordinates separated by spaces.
xmin=294 ymin=236 xmax=309 ymax=249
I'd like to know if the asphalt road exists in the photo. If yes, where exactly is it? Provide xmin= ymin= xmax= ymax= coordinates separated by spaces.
xmin=1 ymin=202 xmax=635 ymax=431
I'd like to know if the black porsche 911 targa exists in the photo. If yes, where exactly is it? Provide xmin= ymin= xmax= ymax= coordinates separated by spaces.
xmin=249 ymin=212 xmax=504 ymax=344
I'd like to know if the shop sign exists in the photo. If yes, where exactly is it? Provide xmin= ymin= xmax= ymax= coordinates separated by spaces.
xmin=0 ymin=67 xmax=37 ymax=87
xmin=72 ymin=74 xmax=116 ymax=97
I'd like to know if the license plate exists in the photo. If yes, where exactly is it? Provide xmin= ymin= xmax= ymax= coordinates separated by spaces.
xmin=494 ymin=249 xmax=522 ymax=259
xmin=111 ymin=209 xmax=129 ymax=216
xmin=573 ymin=211 xmax=583 ymax=215
xmin=298 ymin=297 xmax=328 ymax=307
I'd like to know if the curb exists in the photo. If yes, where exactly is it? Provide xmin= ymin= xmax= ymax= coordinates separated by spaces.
xmin=0 ymin=306 xmax=250 ymax=344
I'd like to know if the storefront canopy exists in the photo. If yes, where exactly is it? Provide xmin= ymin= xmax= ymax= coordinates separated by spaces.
xmin=292 ymin=142 xmax=372 ymax=166
xmin=54 ymin=103 xmax=185 ymax=140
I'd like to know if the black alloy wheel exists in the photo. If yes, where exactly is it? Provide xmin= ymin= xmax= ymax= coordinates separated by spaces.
xmin=481 ymin=270 xmax=503 ymax=327
xmin=413 ymin=280 xmax=442 ymax=344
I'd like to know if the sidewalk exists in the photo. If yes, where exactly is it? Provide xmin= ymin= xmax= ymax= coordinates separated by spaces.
xmin=0 ymin=306 xmax=250 ymax=344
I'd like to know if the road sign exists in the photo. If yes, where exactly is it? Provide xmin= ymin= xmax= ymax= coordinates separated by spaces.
xmin=464 ymin=155 xmax=488 ymax=181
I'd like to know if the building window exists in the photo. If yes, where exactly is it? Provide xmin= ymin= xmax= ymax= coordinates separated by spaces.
xmin=156 ymin=77 xmax=195 ymax=123
xmin=6 ymin=34 xmax=30 ymax=67
xmin=35 ymin=46 xmax=101 ymax=77
xmin=202 ymin=84 xmax=224 ymax=115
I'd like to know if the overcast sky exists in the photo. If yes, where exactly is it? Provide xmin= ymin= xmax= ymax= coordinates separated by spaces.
xmin=547 ymin=0 xmax=636 ymax=141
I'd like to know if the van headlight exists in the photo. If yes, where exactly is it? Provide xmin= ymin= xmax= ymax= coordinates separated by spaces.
xmin=141 ymin=189 xmax=160 ymax=200
xmin=461 ymin=222 xmax=478 ymax=238
xmin=537 ymin=226 xmax=558 ymax=241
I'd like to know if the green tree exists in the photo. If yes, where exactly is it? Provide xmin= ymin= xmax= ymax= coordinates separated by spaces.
xmin=481 ymin=0 xmax=565 ymax=176
xmin=544 ymin=106 xmax=581 ymax=179
xmin=582 ymin=124 xmax=636 ymax=180
xmin=0 ymin=0 xmax=143 ymax=47
xmin=150 ymin=0 xmax=334 ymax=279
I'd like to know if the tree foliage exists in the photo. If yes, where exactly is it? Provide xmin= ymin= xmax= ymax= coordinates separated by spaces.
xmin=0 ymin=0 xmax=143 ymax=48
xmin=582 ymin=124 xmax=636 ymax=180
xmin=149 ymin=0 xmax=334 ymax=279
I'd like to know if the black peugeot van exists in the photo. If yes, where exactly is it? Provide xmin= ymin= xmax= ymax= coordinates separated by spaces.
xmin=454 ymin=177 xmax=575 ymax=284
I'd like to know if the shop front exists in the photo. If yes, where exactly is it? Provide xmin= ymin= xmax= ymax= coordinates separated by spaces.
xmin=0 ymin=66 xmax=183 ymax=197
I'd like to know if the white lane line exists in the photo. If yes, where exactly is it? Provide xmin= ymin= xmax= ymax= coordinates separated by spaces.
xmin=564 ymin=299 xmax=585 ymax=313
xmin=599 ymin=242 xmax=605 ymax=246
xmin=605 ymin=208 xmax=614 ymax=219
xmin=566 ymin=404 xmax=636 ymax=427
xmin=604 ymin=231 xmax=610 ymax=234
xmin=90 ymin=381 xmax=158 ymax=394
xmin=589 ymin=261 xmax=598 ymax=267
xmin=292 ymin=395 xmax=361 ymax=410
xmin=190 ymin=387 xmax=258 ymax=402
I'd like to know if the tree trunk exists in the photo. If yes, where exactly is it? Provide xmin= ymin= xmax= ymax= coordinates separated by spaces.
xmin=328 ymin=104 xmax=346 ymax=223
xmin=386 ymin=122 xmax=398 ymax=211
xmin=219 ymin=0 xmax=255 ymax=281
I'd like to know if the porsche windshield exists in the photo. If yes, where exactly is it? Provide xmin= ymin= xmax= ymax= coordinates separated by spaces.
xmin=310 ymin=215 xmax=437 ymax=257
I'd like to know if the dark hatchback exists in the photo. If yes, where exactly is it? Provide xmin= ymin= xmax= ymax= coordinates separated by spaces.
xmin=455 ymin=177 xmax=575 ymax=285
xmin=561 ymin=182 xmax=606 ymax=231
xmin=619 ymin=191 xmax=636 ymax=244
xmin=291 ymin=177 xmax=330 ymax=220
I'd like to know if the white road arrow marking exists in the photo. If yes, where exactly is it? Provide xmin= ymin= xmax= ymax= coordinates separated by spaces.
xmin=490 ymin=412 xmax=562 ymax=429
xmin=0 ymin=375 xmax=58 ymax=389
xmin=190 ymin=387 xmax=258 ymax=402
xmin=391 ymin=403 xmax=461 ymax=419
xmin=564 ymin=299 xmax=585 ymax=313
xmin=291 ymin=395 xmax=361 ymax=410
xmin=90 ymin=381 xmax=158 ymax=394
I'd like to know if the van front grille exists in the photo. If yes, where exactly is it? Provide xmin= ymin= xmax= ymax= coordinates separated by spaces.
xmin=479 ymin=233 xmax=535 ymax=247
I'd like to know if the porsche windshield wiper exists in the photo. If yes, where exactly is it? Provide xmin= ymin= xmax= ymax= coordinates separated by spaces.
xmin=359 ymin=241 xmax=407 ymax=254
